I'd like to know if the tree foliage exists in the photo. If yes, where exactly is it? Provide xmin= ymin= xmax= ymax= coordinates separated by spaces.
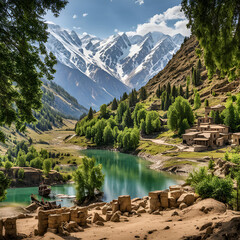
xmin=0 ymin=171 xmax=11 ymax=201
xmin=73 ymin=157 xmax=104 ymax=203
xmin=0 ymin=0 xmax=68 ymax=142
xmin=182 ymin=0 xmax=240 ymax=80
xmin=168 ymin=96 xmax=194 ymax=135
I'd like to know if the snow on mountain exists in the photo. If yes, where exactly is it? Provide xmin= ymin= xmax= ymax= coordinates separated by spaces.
xmin=45 ymin=23 xmax=184 ymax=109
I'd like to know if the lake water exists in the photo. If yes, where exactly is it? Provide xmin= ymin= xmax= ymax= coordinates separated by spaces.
xmin=1 ymin=150 xmax=181 ymax=207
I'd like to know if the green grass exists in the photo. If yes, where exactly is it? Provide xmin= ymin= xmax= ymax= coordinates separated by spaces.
xmin=68 ymin=135 xmax=96 ymax=147
xmin=157 ymin=129 xmax=182 ymax=144
xmin=165 ymin=147 xmax=230 ymax=159
xmin=137 ymin=140 xmax=177 ymax=155
xmin=163 ymin=159 xmax=198 ymax=168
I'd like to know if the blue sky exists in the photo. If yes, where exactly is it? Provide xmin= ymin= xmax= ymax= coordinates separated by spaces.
xmin=45 ymin=0 xmax=190 ymax=38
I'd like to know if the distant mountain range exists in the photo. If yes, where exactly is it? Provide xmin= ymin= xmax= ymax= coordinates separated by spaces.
xmin=45 ymin=23 xmax=185 ymax=109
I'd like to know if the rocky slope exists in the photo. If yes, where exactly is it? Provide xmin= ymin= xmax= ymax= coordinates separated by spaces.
xmin=145 ymin=36 xmax=240 ymax=102
xmin=45 ymin=23 xmax=184 ymax=109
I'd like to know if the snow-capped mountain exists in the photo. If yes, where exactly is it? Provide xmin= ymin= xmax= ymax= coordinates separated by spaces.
xmin=45 ymin=23 xmax=184 ymax=109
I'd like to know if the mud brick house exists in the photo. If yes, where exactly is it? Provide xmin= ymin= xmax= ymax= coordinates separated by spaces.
xmin=232 ymin=133 xmax=240 ymax=145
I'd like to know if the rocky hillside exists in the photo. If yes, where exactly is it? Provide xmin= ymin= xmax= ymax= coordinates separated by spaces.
xmin=145 ymin=36 xmax=240 ymax=104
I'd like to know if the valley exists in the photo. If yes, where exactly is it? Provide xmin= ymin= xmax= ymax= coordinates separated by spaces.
xmin=1 ymin=1 xmax=240 ymax=239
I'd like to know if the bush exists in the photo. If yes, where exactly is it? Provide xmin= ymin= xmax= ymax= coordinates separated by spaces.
xmin=43 ymin=159 xmax=52 ymax=176
xmin=187 ymin=167 xmax=233 ymax=203
xmin=5 ymin=161 xmax=12 ymax=170
xmin=196 ymin=176 xmax=233 ymax=203
xmin=0 ymin=171 xmax=11 ymax=201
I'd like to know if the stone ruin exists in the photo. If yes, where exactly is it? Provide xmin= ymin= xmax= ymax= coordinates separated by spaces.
xmin=37 ymin=206 xmax=88 ymax=236
xmin=0 ymin=217 xmax=17 ymax=239
xmin=0 ymin=185 xmax=198 ymax=239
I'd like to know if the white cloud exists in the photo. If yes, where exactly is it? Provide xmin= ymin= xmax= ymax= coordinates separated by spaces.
xmin=73 ymin=26 xmax=81 ymax=30
xmin=73 ymin=14 xmax=77 ymax=19
xmin=127 ymin=5 xmax=190 ymax=37
xmin=114 ymin=29 xmax=119 ymax=33
xmin=83 ymin=13 xmax=88 ymax=17
xmin=135 ymin=0 xmax=144 ymax=5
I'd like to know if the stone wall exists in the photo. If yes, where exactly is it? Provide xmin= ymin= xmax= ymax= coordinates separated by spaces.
xmin=0 ymin=217 xmax=17 ymax=239
xmin=37 ymin=206 xmax=88 ymax=236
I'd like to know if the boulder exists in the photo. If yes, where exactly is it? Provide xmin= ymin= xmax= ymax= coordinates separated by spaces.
xmin=95 ymin=221 xmax=104 ymax=226
xmin=92 ymin=213 xmax=105 ymax=223
xmin=137 ymin=207 xmax=146 ymax=214
xmin=177 ymin=193 xmax=195 ymax=206
xmin=25 ymin=202 xmax=39 ymax=212
xmin=61 ymin=212 xmax=70 ymax=222
xmin=110 ymin=212 xmax=120 ymax=222
xmin=106 ymin=212 xmax=113 ymax=221
xmin=102 ymin=206 xmax=108 ymax=215
xmin=179 ymin=203 xmax=187 ymax=210
xmin=118 ymin=195 xmax=131 ymax=213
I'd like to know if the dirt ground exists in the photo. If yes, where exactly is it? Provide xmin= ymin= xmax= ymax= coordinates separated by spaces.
xmin=11 ymin=199 xmax=240 ymax=240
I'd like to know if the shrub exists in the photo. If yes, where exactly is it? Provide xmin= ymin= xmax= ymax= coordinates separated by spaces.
xmin=0 ymin=171 xmax=11 ymax=201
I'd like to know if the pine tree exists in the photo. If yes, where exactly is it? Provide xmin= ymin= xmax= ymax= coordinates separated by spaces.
xmin=156 ymin=85 xmax=161 ymax=98
xmin=121 ymin=92 xmax=128 ymax=101
xmin=194 ymin=91 xmax=201 ymax=109
xmin=167 ymin=82 xmax=171 ymax=95
xmin=172 ymin=85 xmax=177 ymax=98
xmin=186 ymin=85 xmax=189 ymax=99
xmin=179 ymin=85 xmax=184 ymax=97
xmin=139 ymin=87 xmax=147 ymax=101
xmin=87 ymin=107 xmax=93 ymax=120
xmin=122 ymin=108 xmax=133 ymax=128
xmin=205 ymin=99 xmax=209 ymax=107
xmin=111 ymin=98 xmax=118 ymax=110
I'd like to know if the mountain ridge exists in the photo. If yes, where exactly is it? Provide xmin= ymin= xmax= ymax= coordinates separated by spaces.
xmin=45 ymin=23 xmax=185 ymax=109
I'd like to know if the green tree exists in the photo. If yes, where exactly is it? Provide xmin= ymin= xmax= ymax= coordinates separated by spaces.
xmin=167 ymin=82 xmax=171 ymax=95
xmin=87 ymin=107 xmax=94 ymax=120
xmin=16 ymin=150 xmax=26 ymax=167
xmin=103 ymin=125 xmax=114 ymax=145
xmin=43 ymin=159 xmax=52 ymax=176
xmin=139 ymin=87 xmax=147 ymax=101
xmin=122 ymin=108 xmax=133 ymax=128
xmin=111 ymin=98 xmax=118 ymax=110
xmin=100 ymin=104 xmax=108 ymax=119
xmin=0 ymin=0 xmax=68 ymax=142
xmin=182 ymin=0 xmax=240 ymax=80
xmin=185 ymin=85 xmax=189 ymax=99
xmin=73 ymin=157 xmax=104 ymax=203
xmin=168 ymin=96 xmax=194 ymax=135
xmin=204 ymin=99 xmax=209 ymax=107
xmin=117 ymin=102 xmax=127 ymax=124
xmin=18 ymin=168 xmax=25 ymax=180
xmin=179 ymin=118 xmax=190 ymax=135
xmin=194 ymin=91 xmax=201 ymax=109
xmin=0 ymin=171 xmax=11 ymax=201
xmin=223 ymin=102 xmax=236 ymax=132
xmin=5 ymin=161 xmax=12 ymax=170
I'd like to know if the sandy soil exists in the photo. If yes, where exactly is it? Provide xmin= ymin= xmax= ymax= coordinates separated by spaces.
xmin=13 ymin=199 xmax=240 ymax=240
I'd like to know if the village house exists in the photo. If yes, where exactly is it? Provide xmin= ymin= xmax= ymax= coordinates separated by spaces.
xmin=232 ymin=133 xmax=240 ymax=146
xmin=182 ymin=105 xmax=231 ymax=151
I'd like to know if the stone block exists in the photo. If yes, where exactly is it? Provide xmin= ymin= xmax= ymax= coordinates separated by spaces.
xmin=149 ymin=197 xmax=161 ymax=212
xmin=149 ymin=191 xmax=162 ymax=199
xmin=112 ymin=202 xmax=119 ymax=213
xmin=118 ymin=195 xmax=131 ymax=213
xmin=4 ymin=217 xmax=17 ymax=239
xmin=169 ymin=185 xmax=182 ymax=191
xmin=177 ymin=193 xmax=195 ymax=206
xmin=170 ymin=190 xmax=182 ymax=200
xmin=168 ymin=197 xmax=177 ymax=208
xmin=61 ymin=213 xmax=70 ymax=222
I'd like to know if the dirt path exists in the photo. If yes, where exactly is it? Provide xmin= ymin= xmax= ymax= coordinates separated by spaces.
xmin=143 ymin=138 xmax=194 ymax=152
